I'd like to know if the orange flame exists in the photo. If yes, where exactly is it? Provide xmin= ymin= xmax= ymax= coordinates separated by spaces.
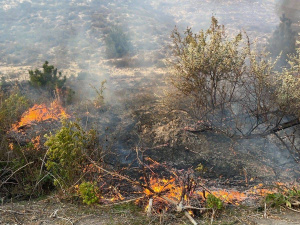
xmin=197 ymin=189 xmax=247 ymax=205
xmin=13 ymin=100 xmax=68 ymax=130
xmin=143 ymin=177 xmax=275 ymax=209
xmin=144 ymin=177 xmax=183 ymax=202
xmin=9 ymin=143 xmax=14 ymax=151
xmin=31 ymin=135 xmax=41 ymax=150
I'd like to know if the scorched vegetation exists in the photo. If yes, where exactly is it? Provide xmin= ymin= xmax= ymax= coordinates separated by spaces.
xmin=0 ymin=0 xmax=300 ymax=224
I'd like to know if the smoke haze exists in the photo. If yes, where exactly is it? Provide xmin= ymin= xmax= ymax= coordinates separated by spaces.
xmin=1 ymin=0 xmax=299 ymax=181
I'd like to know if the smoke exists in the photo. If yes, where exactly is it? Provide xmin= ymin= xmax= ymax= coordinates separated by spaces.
xmin=277 ymin=0 xmax=300 ymax=24
xmin=1 ymin=0 xmax=299 ymax=181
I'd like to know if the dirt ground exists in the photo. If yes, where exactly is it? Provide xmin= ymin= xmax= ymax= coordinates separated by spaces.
xmin=1 ymin=197 xmax=300 ymax=225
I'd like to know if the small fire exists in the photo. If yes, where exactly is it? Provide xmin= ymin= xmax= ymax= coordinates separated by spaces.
xmin=144 ymin=177 xmax=182 ymax=201
xmin=31 ymin=135 xmax=41 ymax=150
xmin=143 ymin=177 xmax=279 ymax=211
xmin=12 ymin=100 xmax=68 ymax=131
xmin=198 ymin=190 xmax=247 ymax=205
xmin=9 ymin=143 xmax=14 ymax=150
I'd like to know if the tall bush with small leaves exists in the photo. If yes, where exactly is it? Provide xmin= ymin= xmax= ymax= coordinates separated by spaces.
xmin=45 ymin=120 xmax=97 ymax=189
xmin=275 ymin=42 xmax=300 ymax=117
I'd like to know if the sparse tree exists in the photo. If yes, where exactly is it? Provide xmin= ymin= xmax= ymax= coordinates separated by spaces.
xmin=166 ymin=17 xmax=300 ymax=159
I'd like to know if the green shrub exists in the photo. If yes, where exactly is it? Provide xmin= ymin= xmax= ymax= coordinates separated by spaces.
xmin=206 ymin=194 xmax=223 ymax=210
xmin=29 ymin=61 xmax=66 ymax=90
xmin=265 ymin=192 xmax=289 ymax=208
xmin=265 ymin=187 xmax=300 ymax=209
xmin=105 ymin=26 xmax=132 ymax=58
xmin=0 ymin=90 xmax=29 ymax=132
xmin=45 ymin=120 xmax=97 ymax=189
xmin=78 ymin=181 xmax=99 ymax=205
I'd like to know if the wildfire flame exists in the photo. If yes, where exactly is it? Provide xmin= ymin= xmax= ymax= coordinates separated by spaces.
xmin=31 ymin=135 xmax=41 ymax=150
xmin=198 ymin=190 xmax=247 ymax=205
xmin=144 ymin=177 xmax=182 ymax=201
xmin=143 ymin=176 xmax=280 ymax=210
xmin=144 ymin=177 xmax=248 ymax=205
xmin=12 ymin=100 xmax=68 ymax=131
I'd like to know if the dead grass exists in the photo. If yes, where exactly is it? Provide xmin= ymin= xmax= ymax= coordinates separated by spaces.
xmin=1 ymin=196 xmax=300 ymax=225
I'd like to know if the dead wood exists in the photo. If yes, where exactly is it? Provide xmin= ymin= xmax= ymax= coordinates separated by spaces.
xmin=87 ymin=157 xmax=206 ymax=224
xmin=0 ymin=162 xmax=33 ymax=188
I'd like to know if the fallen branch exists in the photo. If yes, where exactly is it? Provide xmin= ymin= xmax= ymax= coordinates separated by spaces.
xmin=56 ymin=216 xmax=74 ymax=225
xmin=184 ymin=211 xmax=198 ymax=225
xmin=0 ymin=208 xmax=33 ymax=215
xmin=50 ymin=209 xmax=73 ymax=225
xmin=210 ymin=209 xmax=215 ymax=225
xmin=97 ymin=196 xmax=145 ymax=208
xmin=146 ymin=198 xmax=153 ymax=217
xmin=286 ymin=207 xmax=300 ymax=213
xmin=183 ymin=206 xmax=211 ymax=211
xmin=87 ymin=156 xmax=206 ymax=225
xmin=263 ymin=202 xmax=267 ymax=218
xmin=291 ymin=201 xmax=300 ymax=207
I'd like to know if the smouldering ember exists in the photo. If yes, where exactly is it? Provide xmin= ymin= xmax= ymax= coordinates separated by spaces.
xmin=12 ymin=100 xmax=69 ymax=131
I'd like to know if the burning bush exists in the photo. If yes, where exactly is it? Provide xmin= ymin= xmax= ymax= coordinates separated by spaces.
xmin=12 ymin=100 xmax=69 ymax=131
xmin=0 ymin=90 xmax=57 ymax=198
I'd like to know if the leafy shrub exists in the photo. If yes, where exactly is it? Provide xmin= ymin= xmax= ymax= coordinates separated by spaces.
xmin=29 ymin=61 xmax=66 ymax=90
xmin=78 ymin=181 xmax=99 ymax=205
xmin=265 ymin=186 xmax=300 ymax=209
xmin=265 ymin=192 xmax=289 ymax=208
xmin=274 ymin=42 xmax=300 ymax=118
xmin=105 ymin=26 xmax=132 ymax=58
xmin=206 ymin=194 xmax=223 ymax=210
xmin=45 ymin=120 xmax=97 ymax=189
xmin=0 ymin=90 xmax=29 ymax=132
